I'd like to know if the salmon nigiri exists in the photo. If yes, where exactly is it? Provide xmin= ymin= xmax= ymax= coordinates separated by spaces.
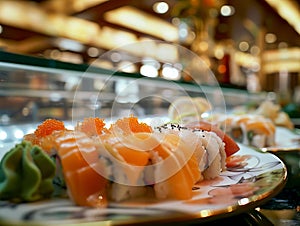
xmin=53 ymin=131 xmax=108 ymax=207
xmin=24 ymin=119 xmax=108 ymax=207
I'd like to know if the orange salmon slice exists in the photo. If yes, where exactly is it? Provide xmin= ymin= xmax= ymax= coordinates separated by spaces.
xmin=153 ymin=134 xmax=201 ymax=199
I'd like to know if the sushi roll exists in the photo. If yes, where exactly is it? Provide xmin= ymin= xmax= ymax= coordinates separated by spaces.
xmin=96 ymin=132 xmax=153 ymax=202
xmin=211 ymin=114 xmax=276 ymax=148
xmin=149 ymin=131 xmax=203 ymax=200
xmin=20 ymin=116 xmax=239 ymax=207
xmin=96 ymin=119 xmax=202 ymax=201
xmin=154 ymin=123 xmax=227 ymax=181
xmin=239 ymin=116 xmax=276 ymax=148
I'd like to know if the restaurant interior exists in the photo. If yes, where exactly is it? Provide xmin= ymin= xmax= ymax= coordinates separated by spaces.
xmin=0 ymin=0 xmax=300 ymax=225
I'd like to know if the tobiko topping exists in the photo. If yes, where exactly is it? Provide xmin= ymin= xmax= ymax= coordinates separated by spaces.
xmin=109 ymin=115 xmax=153 ymax=134
xmin=34 ymin=118 xmax=65 ymax=138
xmin=76 ymin=117 xmax=107 ymax=136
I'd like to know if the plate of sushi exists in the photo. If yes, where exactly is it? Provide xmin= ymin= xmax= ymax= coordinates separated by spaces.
xmin=0 ymin=115 xmax=287 ymax=225
xmin=169 ymin=97 xmax=299 ymax=150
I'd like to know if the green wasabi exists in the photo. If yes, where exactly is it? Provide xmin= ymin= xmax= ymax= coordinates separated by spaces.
xmin=0 ymin=141 xmax=56 ymax=202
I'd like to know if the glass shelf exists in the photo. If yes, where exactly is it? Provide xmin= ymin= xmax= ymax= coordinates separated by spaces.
xmin=0 ymin=51 xmax=267 ymax=125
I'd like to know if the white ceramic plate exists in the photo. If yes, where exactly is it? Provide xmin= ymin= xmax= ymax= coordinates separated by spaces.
xmin=0 ymin=143 xmax=287 ymax=225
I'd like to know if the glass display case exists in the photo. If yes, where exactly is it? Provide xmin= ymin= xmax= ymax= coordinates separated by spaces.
xmin=0 ymin=51 xmax=266 ymax=125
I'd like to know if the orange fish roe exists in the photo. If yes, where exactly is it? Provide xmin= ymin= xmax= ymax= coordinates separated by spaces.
xmin=77 ymin=117 xmax=107 ymax=136
xmin=34 ymin=119 xmax=65 ymax=138
xmin=109 ymin=115 xmax=152 ymax=135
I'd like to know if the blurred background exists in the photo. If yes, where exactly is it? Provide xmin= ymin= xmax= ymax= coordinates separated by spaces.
xmin=1 ymin=2 xmax=300 ymax=225
xmin=0 ymin=0 xmax=300 ymax=124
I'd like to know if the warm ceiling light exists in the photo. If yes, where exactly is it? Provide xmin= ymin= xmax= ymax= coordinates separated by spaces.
xmin=264 ymin=0 xmax=300 ymax=35
xmin=95 ymin=26 xmax=137 ymax=49
xmin=118 ymin=40 xmax=179 ymax=63
xmin=278 ymin=42 xmax=288 ymax=49
xmin=0 ymin=1 xmax=100 ymax=42
xmin=54 ymin=38 xmax=84 ymax=52
xmin=250 ymin=45 xmax=260 ymax=56
xmin=220 ymin=5 xmax=235 ymax=16
xmin=42 ymin=0 xmax=109 ymax=14
xmin=153 ymin=2 xmax=169 ymax=14
xmin=162 ymin=64 xmax=181 ymax=80
xmin=262 ymin=48 xmax=300 ymax=73
xmin=265 ymin=33 xmax=277 ymax=43
xmin=104 ymin=6 xmax=178 ymax=42
xmin=0 ymin=1 xmax=138 ymax=50
xmin=234 ymin=51 xmax=259 ymax=69
xmin=263 ymin=47 xmax=300 ymax=62
xmin=263 ymin=61 xmax=300 ymax=74
xmin=87 ymin=47 xmax=100 ymax=57
xmin=72 ymin=0 xmax=109 ymax=12
xmin=140 ymin=64 xmax=158 ymax=77
xmin=239 ymin=41 xmax=249 ymax=52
